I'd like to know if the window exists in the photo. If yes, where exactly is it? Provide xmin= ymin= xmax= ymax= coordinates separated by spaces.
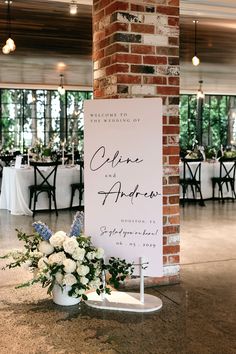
xmin=0 ymin=89 xmax=93 ymax=151
xmin=180 ymin=94 xmax=236 ymax=152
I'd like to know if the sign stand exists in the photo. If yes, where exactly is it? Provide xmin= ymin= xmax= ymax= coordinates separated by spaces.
xmin=85 ymin=257 xmax=163 ymax=313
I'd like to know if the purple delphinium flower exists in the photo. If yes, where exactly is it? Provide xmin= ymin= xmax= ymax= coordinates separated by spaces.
xmin=32 ymin=221 xmax=52 ymax=241
xmin=69 ymin=211 xmax=84 ymax=237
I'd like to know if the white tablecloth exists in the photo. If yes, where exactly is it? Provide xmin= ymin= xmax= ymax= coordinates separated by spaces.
xmin=179 ymin=161 xmax=235 ymax=200
xmin=0 ymin=165 xmax=82 ymax=215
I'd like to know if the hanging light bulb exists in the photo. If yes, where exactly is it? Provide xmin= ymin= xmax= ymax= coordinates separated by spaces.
xmin=192 ymin=20 xmax=200 ymax=66
xmin=69 ymin=1 xmax=78 ymax=15
xmin=2 ymin=44 xmax=11 ymax=54
xmin=2 ymin=0 xmax=16 ymax=54
xmin=58 ymin=86 xmax=65 ymax=95
xmin=6 ymin=37 xmax=16 ymax=51
xmin=58 ymin=74 xmax=66 ymax=95
xmin=197 ymin=80 xmax=205 ymax=99
xmin=192 ymin=55 xmax=200 ymax=66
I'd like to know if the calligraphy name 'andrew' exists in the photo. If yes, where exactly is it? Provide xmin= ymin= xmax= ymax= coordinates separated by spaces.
xmin=90 ymin=145 xmax=143 ymax=171
xmin=98 ymin=181 xmax=161 ymax=205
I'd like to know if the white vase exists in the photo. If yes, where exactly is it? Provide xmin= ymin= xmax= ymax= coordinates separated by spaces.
xmin=52 ymin=284 xmax=80 ymax=306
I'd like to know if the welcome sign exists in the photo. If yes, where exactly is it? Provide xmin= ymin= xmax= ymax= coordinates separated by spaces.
xmin=84 ymin=98 xmax=163 ymax=277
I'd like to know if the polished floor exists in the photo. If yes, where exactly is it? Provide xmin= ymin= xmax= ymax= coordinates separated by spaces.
xmin=0 ymin=202 xmax=236 ymax=354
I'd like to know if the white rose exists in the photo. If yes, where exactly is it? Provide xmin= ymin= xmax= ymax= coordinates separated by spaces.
xmin=78 ymin=288 xmax=85 ymax=295
xmin=95 ymin=268 xmax=102 ymax=276
xmin=95 ymin=248 xmax=104 ymax=259
xmin=86 ymin=251 xmax=95 ymax=260
xmin=48 ymin=251 xmax=66 ymax=265
xmin=38 ymin=256 xmax=48 ymax=269
xmin=49 ymin=231 xmax=67 ymax=248
xmin=55 ymin=272 xmax=63 ymax=285
xmin=89 ymin=279 xmax=101 ymax=290
xmin=63 ymin=237 xmax=78 ymax=255
xmin=38 ymin=241 xmax=54 ymax=255
xmin=63 ymin=274 xmax=77 ymax=286
xmin=77 ymin=264 xmax=90 ymax=276
xmin=63 ymin=258 xmax=77 ymax=273
xmin=72 ymin=247 xmax=85 ymax=261
xmin=80 ymin=276 xmax=89 ymax=285
xmin=75 ymin=289 xmax=86 ymax=297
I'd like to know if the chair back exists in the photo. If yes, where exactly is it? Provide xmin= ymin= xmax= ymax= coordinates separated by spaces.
xmin=182 ymin=159 xmax=202 ymax=183
xmin=219 ymin=159 xmax=236 ymax=180
xmin=76 ymin=160 xmax=84 ymax=184
xmin=0 ymin=154 xmax=14 ymax=166
xmin=30 ymin=161 xmax=61 ymax=189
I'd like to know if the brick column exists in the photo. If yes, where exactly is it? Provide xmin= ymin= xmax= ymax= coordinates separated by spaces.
xmin=93 ymin=0 xmax=180 ymax=285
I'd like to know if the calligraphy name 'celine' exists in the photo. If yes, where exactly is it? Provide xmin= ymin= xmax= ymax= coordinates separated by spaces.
xmin=98 ymin=181 xmax=161 ymax=205
xmin=90 ymin=146 xmax=143 ymax=171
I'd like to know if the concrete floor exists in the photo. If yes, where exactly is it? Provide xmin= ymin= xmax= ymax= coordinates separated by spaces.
xmin=0 ymin=203 xmax=236 ymax=354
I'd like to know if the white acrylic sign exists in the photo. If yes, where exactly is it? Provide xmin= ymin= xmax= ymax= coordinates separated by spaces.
xmin=84 ymin=98 xmax=163 ymax=277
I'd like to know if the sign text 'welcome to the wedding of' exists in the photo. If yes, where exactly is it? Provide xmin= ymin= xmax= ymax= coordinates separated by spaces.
xmin=84 ymin=98 xmax=163 ymax=276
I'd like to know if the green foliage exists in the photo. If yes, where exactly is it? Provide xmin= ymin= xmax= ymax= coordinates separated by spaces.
xmin=105 ymin=257 xmax=134 ymax=289
xmin=1 ymin=224 xmax=134 ymax=301
xmin=180 ymin=95 xmax=198 ymax=150
xmin=180 ymin=94 xmax=231 ymax=151
xmin=205 ymin=146 xmax=217 ymax=159
xmin=0 ymin=89 xmax=92 ymax=151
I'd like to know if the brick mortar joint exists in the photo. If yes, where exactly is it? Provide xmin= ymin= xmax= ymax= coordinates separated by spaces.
xmin=94 ymin=32 xmax=179 ymax=44
xmin=164 ymin=232 xmax=180 ymax=236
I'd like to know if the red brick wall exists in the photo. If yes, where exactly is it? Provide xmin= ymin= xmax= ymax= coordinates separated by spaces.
xmin=93 ymin=0 xmax=180 ymax=285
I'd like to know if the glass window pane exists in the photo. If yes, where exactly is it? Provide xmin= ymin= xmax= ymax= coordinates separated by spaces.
xmin=0 ymin=88 xmax=92 ymax=153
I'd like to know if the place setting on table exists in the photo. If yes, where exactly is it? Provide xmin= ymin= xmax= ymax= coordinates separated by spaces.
xmin=0 ymin=141 xmax=84 ymax=216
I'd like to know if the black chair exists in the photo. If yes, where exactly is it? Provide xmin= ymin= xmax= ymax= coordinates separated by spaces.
xmin=21 ymin=154 xmax=29 ymax=165
xmin=70 ymin=160 xmax=84 ymax=210
xmin=29 ymin=161 xmax=61 ymax=217
xmin=0 ymin=155 xmax=14 ymax=166
xmin=13 ymin=150 xmax=21 ymax=157
xmin=180 ymin=159 xmax=205 ymax=207
xmin=212 ymin=158 xmax=236 ymax=203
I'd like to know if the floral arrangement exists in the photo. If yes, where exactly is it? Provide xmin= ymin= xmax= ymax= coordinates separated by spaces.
xmin=205 ymin=146 xmax=217 ymax=160
xmin=1 ymin=212 xmax=133 ymax=301
xmin=223 ymin=150 xmax=236 ymax=159
xmin=184 ymin=145 xmax=204 ymax=161
xmin=30 ymin=138 xmax=57 ymax=161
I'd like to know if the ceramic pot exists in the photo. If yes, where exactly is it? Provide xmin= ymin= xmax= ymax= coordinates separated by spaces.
xmin=52 ymin=284 xmax=80 ymax=306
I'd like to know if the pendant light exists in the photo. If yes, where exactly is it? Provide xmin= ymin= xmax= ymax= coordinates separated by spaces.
xmin=2 ymin=0 xmax=16 ymax=55
xmin=58 ymin=74 xmax=65 ymax=95
xmin=69 ymin=1 xmax=78 ymax=15
xmin=192 ymin=20 xmax=200 ymax=66
xmin=197 ymin=80 xmax=204 ymax=100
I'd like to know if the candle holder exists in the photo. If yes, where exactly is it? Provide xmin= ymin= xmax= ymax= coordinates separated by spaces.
xmin=72 ymin=142 xmax=75 ymax=166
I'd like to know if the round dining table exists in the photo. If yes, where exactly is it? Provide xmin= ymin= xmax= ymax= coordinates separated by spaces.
xmin=0 ymin=164 xmax=83 ymax=215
